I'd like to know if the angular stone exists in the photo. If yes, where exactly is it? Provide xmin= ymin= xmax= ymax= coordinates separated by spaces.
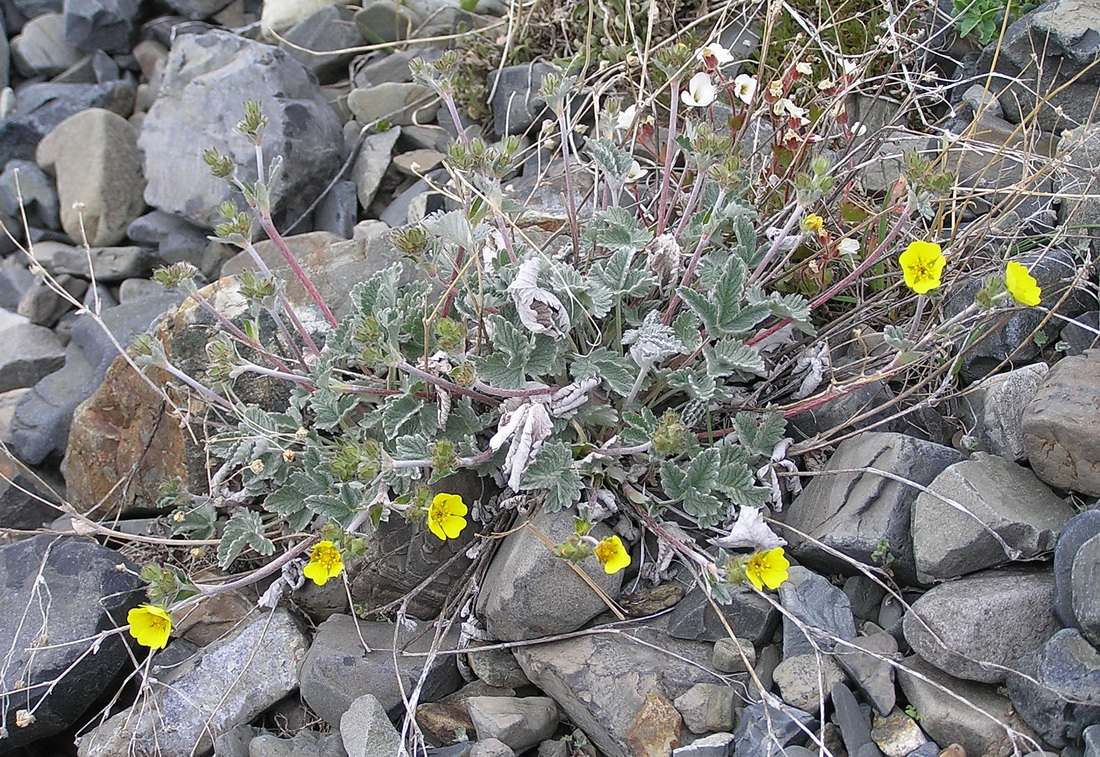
xmin=666 ymin=584 xmax=778 ymax=646
xmin=486 ymin=62 xmax=553 ymax=137
xmin=347 ymin=82 xmax=439 ymax=126
xmin=351 ymin=125 xmax=401 ymax=211
xmin=49 ymin=245 xmax=161 ymax=281
xmin=0 ymin=158 xmax=60 ymax=230
xmin=1022 ymin=349 xmax=1100 ymax=496
xmin=37 ymin=108 xmax=146 ymax=247
xmin=11 ymin=12 xmax=82 ymax=77
xmin=672 ymin=732 xmax=736 ymax=757
xmin=1006 ymin=628 xmax=1100 ymax=748
xmin=52 ymin=49 xmax=120 ymax=84
xmin=626 ymin=690 xmax=682 ymax=756
xmin=773 ymin=653 xmax=847 ymax=711
xmin=314 ymin=180 xmax=359 ymax=239
xmin=673 ymin=683 xmax=738 ymax=734
xmin=354 ymin=1 xmax=420 ymax=43
xmin=1072 ymin=533 xmax=1100 ymax=647
xmin=513 ymin=617 xmax=715 ymax=757
xmin=127 ymin=210 xmax=211 ymax=267
xmin=281 ymin=3 xmax=364 ymax=80
xmin=1061 ymin=311 xmax=1100 ymax=356
xmin=340 ymin=694 xmax=403 ymax=757
xmin=871 ymin=709 xmax=928 ymax=757
xmin=158 ymin=0 xmax=234 ymax=18
xmin=467 ymin=644 xmax=531 ymax=689
xmin=260 ymin=0 xmax=343 ymax=35
xmin=249 ymin=729 xmax=348 ymax=757
xmin=139 ymin=29 xmax=342 ymax=230
xmin=1054 ymin=507 xmax=1100 ymax=630
xmin=911 ymin=454 xmax=1076 ymax=581
xmin=299 ymin=614 xmax=461 ymax=727
xmin=470 ymin=739 xmax=515 ymax=757
xmin=954 ymin=364 xmax=1049 ymax=461
xmin=0 ymin=535 xmax=143 ymax=752
xmin=17 ymin=273 xmax=86 ymax=326
xmin=784 ymin=432 xmax=964 ymax=584
xmin=780 ymin=566 xmax=857 ymax=658
xmin=466 ymin=696 xmax=559 ymax=753
xmin=79 ymin=609 xmax=308 ymax=757
xmin=832 ymin=683 xmax=883 ymax=757
xmin=711 ymin=637 xmax=756 ymax=673
xmin=0 ymin=320 xmax=65 ymax=392
xmin=62 ymin=0 xmax=141 ymax=53
xmin=732 ymin=693 xmax=816 ymax=757
xmin=835 ymin=632 xmax=898 ymax=716
xmin=393 ymin=148 xmax=446 ymax=177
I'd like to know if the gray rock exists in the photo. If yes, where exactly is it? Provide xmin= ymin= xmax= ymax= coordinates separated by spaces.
xmin=281 ymin=3 xmax=363 ymax=80
xmin=50 ymin=245 xmax=161 ymax=281
xmin=379 ymin=172 xmax=446 ymax=227
xmin=401 ymin=124 xmax=453 ymax=152
xmin=1061 ymin=311 xmax=1100 ymax=356
xmin=897 ymin=655 xmax=1034 ymax=757
xmin=62 ymin=0 xmax=141 ymax=52
xmin=347 ymin=82 xmax=439 ymax=126
xmin=314 ymin=180 xmax=358 ymax=239
xmin=0 ymin=265 xmax=36 ymax=310
xmin=339 ymin=693 xmax=402 ymax=757
xmin=11 ymin=12 xmax=82 ymax=77
xmin=486 ymin=62 xmax=553 ymax=137
xmin=0 ymin=158 xmax=60 ymax=230
xmin=732 ymin=693 xmax=816 ymax=757
xmin=52 ymin=49 xmax=120 ymax=83
xmin=911 ymin=454 xmax=1076 ymax=582
xmin=1023 ymin=349 xmax=1100 ymax=496
xmin=393 ymin=148 xmax=446 ymax=177
xmin=0 ymin=433 xmax=61 ymax=526
xmin=354 ymin=0 xmax=420 ymax=43
xmin=211 ymin=723 xmax=262 ymax=757
xmin=832 ymin=682 xmax=884 ymax=757
xmin=0 ymin=320 xmax=65 ymax=391
xmin=9 ymin=0 xmax=64 ymax=18
xmin=954 ymin=364 xmax=1049 ymax=461
xmin=0 ymin=14 xmax=8 ymax=88
xmin=0 ymin=535 xmax=144 ymax=751
xmin=159 ymin=0 xmax=233 ymax=19
xmin=299 ymin=613 xmax=461 ymax=728
xmin=673 ymin=683 xmax=738 ymax=734
xmin=0 ymin=79 xmax=136 ymax=167
xmin=672 ymin=733 xmax=735 ymax=757
xmin=351 ymin=125 xmax=400 ymax=211
xmin=903 ymin=743 xmax=940 ymax=757
xmin=17 ymin=272 xmax=86 ymax=326
xmin=466 ymin=696 xmax=559 ymax=752
xmin=780 ymin=566 xmax=857 ymax=658
xmin=118 ymin=277 xmax=169 ymax=303
xmin=127 ymin=210 xmax=211 ymax=268
xmin=37 ymin=108 xmax=146 ymax=247
xmin=1055 ymin=509 xmax=1100 ymax=629
xmin=248 ymin=729 xmax=349 ymax=757
xmin=835 ymin=632 xmax=899 ymax=716
xmin=139 ymin=29 xmax=342 ymax=231
xmin=1085 ymin=724 xmax=1100 ymax=757
xmin=1006 ymin=628 xmax=1100 ymax=748
xmin=904 ymin=568 xmax=1059 ymax=684
xmin=470 ymin=739 xmax=515 ymax=757
xmin=871 ymin=709 xmax=928 ymax=757
xmin=783 ymin=432 xmax=964 ymax=584
xmin=666 ymin=584 xmax=778 ymax=646
xmin=350 ymin=48 xmax=425 ymax=87
xmin=79 ymin=609 xmax=308 ymax=757
xmin=467 ymin=644 xmax=531 ymax=689
xmin=513 ymin=617 xmax=716 ymax=757
xmin=476 ymin=505 xmax=623 ymax=641
xmin=711 ymin=636 xmax=757 ymax=673
xmin=773 ymin=653 xmax=847 ymax=712
xmin=1072 ymin=533 xmax=1100 ymax=649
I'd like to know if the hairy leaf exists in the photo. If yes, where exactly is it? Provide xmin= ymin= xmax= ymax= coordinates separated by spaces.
xmin=570 ymin=347 xmax=637 ymax=397
xmin=521 ymin=441 xmax=582 ymax=512
xmin=217 ymin=510 xmax=275 ymax=568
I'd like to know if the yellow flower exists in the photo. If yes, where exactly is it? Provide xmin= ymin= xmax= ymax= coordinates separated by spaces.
xmin=303 ymin=540 xmax=344 ymax=586
xmin=899 ymin=241 xmax=946 ymax=294
xmin=1005 ymin=261 xmax=1041 ymax=306
xmin=802 ymin=214 xmax=824 ymax=233
xmin=127 ymin=604 xmax=173 ymax=650
xmin=428 ymin=492 xmax=468 ymax=541
xmin=594 ymin=535 xmax=631 ymax=575
xmin=745 ymin=547 xmax=790 ymax=591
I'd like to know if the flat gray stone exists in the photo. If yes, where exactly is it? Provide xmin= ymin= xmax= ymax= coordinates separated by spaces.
xmin=62 ymin=0 xmax=142 ymax=53
xmin=0 ymin=320 xmax=65 ymax=392
xmin=347 ymin=82 xmax=439 ymax=126
xmin=666 ymin=584 xmax=778 ymax=646
xmin=1072 ymin=533 xmax=1100 ymax=648
xmin=1057 ymin=509 xmax=1100 ymax=629
xmin=780 ymin=566 xmax=857 ymax=658
xmin=486 ymin=62 xmax=553 ymax=137
xmin=340 ymin=693 xmax=402 ymax=757
xmin=248 ymin=729 xmax=348 ymax=757
xmin=673 ymin=683 xmax=738 ymax=734
xmin=11 ymin=12 xmax=83 ymax=78
xmin=281 ymin=3 xmax=364 ymax=80
xmin=835 ymin=632 xmax=899 ymax=716
xmin=49 ymin=245 xmax=162 ymax=281
xmin=732 ymin=693 xmax=816 ymax=757
xmin=351 ymin=125 xmax=401 ymax=211
xmin=466 ymin=696 xmax=559 ymax=753
xmin=954 ymin=364 xmax=1048 ymax=461
xmin=0 ymin=158 xmax=60 ymax=230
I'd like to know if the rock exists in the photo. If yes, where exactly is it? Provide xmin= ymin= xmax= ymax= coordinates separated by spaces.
xmin=626 ymin=690 xmax=683 ymax=756
xmin=1006 ymin=628 xmax=1100 ymax=748
xmin=1062 ymin=311 xmax=1100 ymax=355
xmin=351 ymin=125 xmax=401 ymax=211
xmin=673 ymin=683 xmax=738 ymax=734
xmin=347 ymin=82 xmax=439 ymax=126
xmin=904 ymin=568 xmax=1059 ymax=684
xmin=139 ymin=29 xmax=342 ymax=230
xmin=0 ymin=388 xmax=31 ymax=446
xmin=466 ymin=696 xmax=559 ymax=752
xmin=471 ymin=740 xmax=515 ymax=757
xmin=127 ymin=210 xmax=211 ymax=268
xmin=118 ymin=278 xmax=169 ymax=303
xmin=773 ymin=653 xmax=847 ymax=711
xmin=379 ymin=174 xmax=445 ymax=227
xmin=248 ymin=729 xmax=349 ymax=757
xmin=0 ymin=80 xmax=135 ymax=166
xmin=783 ymin=432 xmax=964 ymax=584
xmin=212 ymin=723 xmax=262 ymax=757
xmin=340 ymin=693 xmax=403 ymax=757
xmin=393 ymin=148 xmax=446 ymax=177
xmin=487 ymin=62 xmax=553 ymax=137
xmin=17 ymin=272 xmax=86 ymax=326
xmin=467 ymin=644 xmax=531 ymax=689
xmin=1085 ymin=725 xmax=1100 ymax=757
xmin=1056 ymin=508 xmax=1100 ymax=629
xmin=159 ymin=0 xmax=234 ymax=17
xmin=79 ymin=609 xmax=308 ymax=757
xmin=0 ymin=158 xmax=60 ymax=230
xmin=299 ymin=613 xmax=461 ymax=727
xmin=0 ymin=265 xmax=36 ymax=310
xmin=280 ymin=3 xmax=363 ymax=80
xmin=954 ymin=364 xmax=1049 ymax=461
xmin=62 ymin=0 xmax=141 ymax=52
xmin=0 ymin=535 xmax=144 ymax=751
xmin=836 ymin=632 xmax=899 ymax=716
xmin=49 ymin=245 xmax=161 ymax=281
xmin=711 ymin=637 xmax=757 ymax=673
xmin=52 ymin=48 xmax=120 ymax=83
xmin=354 ymin=0 xmax=420 ymax=43
xmin=11 ymin=12 xmax=82 ymax=77
xmin=871 ymin=709 xmax=929 ymax=757
xmin=1022 ymin=349 xmax=1100 ymax=496
xmin=477 ymin=505 xmax=624 ymax=641
xmin=911 ymin=454 xmax=1075 ymax=581
xmin=37 ymin=108 xmax=146 ymax=247
xmin=672 ymin=732 xmax=736 ymax=757
xmin=780 ymin=566 xmax=857 ymax=658
xmin=314 ymin=180 xmax=359 ymax=239
xmin=1072 ymin=533 xmax=1100 ymax=646
xmin=666 ymin=584 xmax=778 ymax=646
xmin=844 ymin=576 xmax=888 ymax=622
xmin=732 ymin=693 xmax=816 ymax=757
xmin=832 ymin=683 xmax=884 ymax=757
xmin=0 ymin=320 xmax=65 ymax=391
xmin=260 ymin=0 xmax=343 ymax=35
xmin=897 ymin=655 xmax=1034 ymax=757
xmin=513 ymin=617 xmax=716 ymax=757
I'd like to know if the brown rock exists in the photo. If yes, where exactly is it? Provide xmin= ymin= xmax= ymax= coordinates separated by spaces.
xmin=626 ymin=691 xmax=682 ymax=757
xmin=416 ymin=699 xmax=475 ymax=746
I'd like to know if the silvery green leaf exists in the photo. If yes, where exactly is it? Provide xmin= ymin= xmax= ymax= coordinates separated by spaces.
xmin=623 ymin=311 xmax=684 ymax=368
xmin=883 ymin=324 xmax=916 ymax=351
xmin=217 ymin=510 xmax=275 ymax=568
xmin=733 ymin=412 xmax=787 ymax=461
xmin=710 ymin=506 xmax=786 ymax=550
xmin=570 ymin=348 xmax=636 ymax=397
xmin=508 ymin=258 xmax=570 ymax=338
xmin=585 ymin=137 xmax=634 ymax=182
xmin=171 ymin=500 xmax=218 ymax=540
xmin=422 ymin=209 xmax=477 ymax=251
xmin=520 ymin=441 xmax=582 ymax=512
xmin=705 ymin=339 xmax=766 ymax=378
xmin=582 ymin=207 xmax=653 ymax=255
xmin=593 ymin=249 xmax=657 ymax=298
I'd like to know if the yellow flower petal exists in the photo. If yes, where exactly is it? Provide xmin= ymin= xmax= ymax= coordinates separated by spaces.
xmin=1005 ymin=261 xmax=1041 ymax=307
xmin=594 ymin=535 xmax=631 ymax=575
xmin=127 ymin=604 xmax=173 ymax=650
xmin=899 ymin=241 xmax=946 ymax=294
xmin=428 ymin=493 xmax=468 ymax=541
xmin=745 ymin=548 xmax=790 ymax=591
xmin=304 ymin=540 xmax=344 ymax=586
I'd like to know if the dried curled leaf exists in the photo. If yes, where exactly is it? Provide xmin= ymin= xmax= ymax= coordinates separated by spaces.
xmin=508 ymin=258 xmax=570 ymax=338
xmin=490 ymin=399 xmax=554 ymax=492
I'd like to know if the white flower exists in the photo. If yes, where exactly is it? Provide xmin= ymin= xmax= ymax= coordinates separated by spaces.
xmin=840 ymin=58 xmax=859 ymax=76
xmin=733 ymin=73 xmax=757 ymax=105
xmin=795 ymin=61 xmax=813 ymax=76
xmin=838 ymin=238 xmax=860 ymax=259
xmin=697 ymin=42 xmax=734 ymax=66
xmin=816 ymin=78 xmax=834 ymax=91
xmin=773 ymin=98 xmax=808 ymax=124
xmin=624 ymin=160 xmax=648 ymax=183
xmin=849 ymin=121 xmax=869 ymax=137
xmin=681 ymin=72 xmax=717 ymax=108
xmin=616 ymin=104 xmax=638 ymax=131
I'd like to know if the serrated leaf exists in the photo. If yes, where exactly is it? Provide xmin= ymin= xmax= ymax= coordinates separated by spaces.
xmin=217 ymin=510 xmax=275 ymax=568
xmin=594 ymin=249 xmax=657 ymax=299
xmin=705 ymin=339 xmax=766 ymax=377
xmin=713 ymin=444 xmax=769 ymax=506
xmin=682 ymin=489 xmax=726 ymax=527
xmin=350 ymin=263 xmax=403 ymax=319
xmin=520 ymin=441 xmax=582 ymax=512
xmin=393 ymin=434 xmax=431 ymax=461
xmin=585 ymin=137 xmax=634 ymax=182
xmin=570 ymin=348 xmax=637 ymax=397
xmin=622 ymin=406 xmax=659 ymax=446
xmin=667 ymin=368 xmax=718 ymax=401
xmin=421 ymin=209 xmax=477 ymax=251
xmin=659 ymin=460 xmax=689 ymax=498
xmin=382 ymin=395 xmax=425 ymax=438
xmin=684 ymin=448 xmax=721 ymax=491
xmin=303 ymin=486 xmax=357 ymax=522
xmin=547 ymin=261 xmax=614 ymax=322
xmin=171 ymin=501 xmax=218 ymax=540
xmin=582 ymin=207 xmax=654 ymax=255
xmin=733 ymin=412 xmax=787 ymax=460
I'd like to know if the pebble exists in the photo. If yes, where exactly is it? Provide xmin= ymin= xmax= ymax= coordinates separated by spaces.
xmin=466 ymin=696 xmax=559 ymax=753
